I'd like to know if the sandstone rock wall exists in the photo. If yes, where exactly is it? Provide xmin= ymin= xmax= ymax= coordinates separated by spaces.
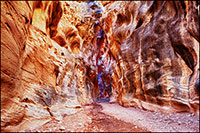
xmin=101 ymin=1 xmax=199 ymax=115
xmin=1 ymin=1 xmax=95 ymax=132
xmin=1 ymin=1 xmax=199 ymax=132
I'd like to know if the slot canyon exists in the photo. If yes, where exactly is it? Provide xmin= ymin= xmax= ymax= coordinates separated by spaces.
xmin=1 ymin=1 xmax=199 ymax=132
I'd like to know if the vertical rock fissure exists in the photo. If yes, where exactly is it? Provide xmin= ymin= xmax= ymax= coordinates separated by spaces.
xmin=89 ymin=1 xmax=113 ymax=102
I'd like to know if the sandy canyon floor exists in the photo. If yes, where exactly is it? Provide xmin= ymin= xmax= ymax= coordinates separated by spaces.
xmin=25 ymin=102 xmax=199 ymax=132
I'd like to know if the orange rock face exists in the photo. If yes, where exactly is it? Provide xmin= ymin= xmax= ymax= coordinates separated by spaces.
xmin=101 ymin=1 xmax=199 ymax=115
xmin=1 ymin=1 xmax=199 ymax=132
xmin=1 ymin=1 xmax=94 ymax=132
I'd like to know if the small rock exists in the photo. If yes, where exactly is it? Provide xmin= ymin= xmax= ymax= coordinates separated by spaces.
xmin=59 ymin=125 xmax=65 ymax=130
xmin=58 ymin=121 xmax=62 ymax=124
xmin=78 ymin=123 xmax=83 ymax=127
xmin=153 ymin=117 xmax=157 ymax=120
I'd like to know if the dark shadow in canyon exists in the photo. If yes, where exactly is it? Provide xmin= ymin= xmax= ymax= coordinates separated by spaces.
xmin=93 ymin=22 xmax=113 ymax=103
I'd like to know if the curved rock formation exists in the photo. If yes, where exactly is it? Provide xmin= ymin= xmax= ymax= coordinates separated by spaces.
xmin=1 ymin=1 xmax=94 ymax=131
xmin=101 ymin=1 xmax=199 ymax=114
xmin=1 ymin=1 xmax=199 ymax=132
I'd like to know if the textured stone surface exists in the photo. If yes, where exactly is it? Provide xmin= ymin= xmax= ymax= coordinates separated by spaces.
xmin=1 ymin=1 xmax=94 ymax=132
xmin=101 ymin=1 xmax=199 ymax=115
xmin=1 ymin=1 xmax=199 ymax=132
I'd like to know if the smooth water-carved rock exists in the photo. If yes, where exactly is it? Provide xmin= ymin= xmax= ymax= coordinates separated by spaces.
xmin=1 ymin=1 xmax=199 ymax=132
xmin=1 ymin=1 xmax=95 ymax=132
xmin=101 ymin=1 xmax=199 ymax=115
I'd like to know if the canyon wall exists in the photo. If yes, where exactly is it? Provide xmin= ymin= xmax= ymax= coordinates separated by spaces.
xmin=101 ymin=1 xmax=199 ymax=114
xmin=1 ymin=1 xmax=199 ymax=132
xmin=1 ymin=1 xmax=96 ymax=132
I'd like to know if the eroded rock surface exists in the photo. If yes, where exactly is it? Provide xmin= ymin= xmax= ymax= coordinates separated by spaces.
xmin=101 ymin=1 xmax=199 ymax=115
xmin=1 ymin=1 xmax=199 ymax=132
xmin=1 ymin=1 xmax=94 ymax=132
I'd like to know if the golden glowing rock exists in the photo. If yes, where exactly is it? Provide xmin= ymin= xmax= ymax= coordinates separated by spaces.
xmin=1 ymin=1 xmax=199 ymax=132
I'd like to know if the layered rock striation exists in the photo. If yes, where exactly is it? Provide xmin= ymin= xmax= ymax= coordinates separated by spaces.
xmin=1 ymin=1 xmax=95 ymax=131
xmin=1 ymin=1 xmax=199 ymax=132
xmin=101 ymin=1 xmax=199 ymax=114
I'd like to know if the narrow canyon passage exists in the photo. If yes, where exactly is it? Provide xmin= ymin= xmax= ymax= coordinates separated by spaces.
xmin=1 ymin=1 xmax=199 ymax=132
xmin=94 ymin=22 xmax=113 ymax=102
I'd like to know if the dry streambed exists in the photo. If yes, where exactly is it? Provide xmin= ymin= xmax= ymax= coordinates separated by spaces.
xmin=25 ymin=102 xmax=199 ymax=132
